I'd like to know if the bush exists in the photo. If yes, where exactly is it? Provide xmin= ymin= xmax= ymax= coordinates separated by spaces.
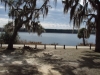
xmin=0 ymin=32 xmax=20 ymax=44
xmin=0 ymin=21 xmax=20 ymax=44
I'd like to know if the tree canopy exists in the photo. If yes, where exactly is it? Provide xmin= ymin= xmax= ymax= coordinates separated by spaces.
xmin=62 ymin=0 xmax=96 ymax=30
xmin=62 ymin=0 xmax=100 ymax=52
xmin=0 ymin=0 xmax=57 ymax=49
xmin=78 ymin=28 xmax=90 ymax=39
xmin=0 ymin=0 xmax=53 ymax=30
xmin=77 ymin=28 xmax=90 ymax=45
xmin=0 ymin=22 xmax=19 ymax=44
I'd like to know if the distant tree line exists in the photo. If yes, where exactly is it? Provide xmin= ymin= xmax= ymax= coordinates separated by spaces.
xmin=0 ymin=27 xmax=95 ymax=34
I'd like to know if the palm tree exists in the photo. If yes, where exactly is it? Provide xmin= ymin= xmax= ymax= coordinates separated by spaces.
xmin=77 ymin=28 xmax=90 ymax=46
xmin=62 ymin=0 xmax=100 ymax=52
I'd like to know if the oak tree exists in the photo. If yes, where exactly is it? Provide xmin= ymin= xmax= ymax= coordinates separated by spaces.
xmin=0 ymin=0 xmax=55 ymax=50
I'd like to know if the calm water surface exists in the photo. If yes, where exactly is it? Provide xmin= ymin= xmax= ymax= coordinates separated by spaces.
xmin=19 ymin=32 xmax=95 ymax=46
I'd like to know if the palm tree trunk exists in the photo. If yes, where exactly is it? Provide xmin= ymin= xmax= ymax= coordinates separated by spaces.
xmin=95 ymin=4 xmax=100 ymax=52
xmin=83 ymin=34 xmax=85 ymax=46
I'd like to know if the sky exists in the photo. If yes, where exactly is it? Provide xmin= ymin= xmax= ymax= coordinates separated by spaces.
xmin=0 ymin=0 xmax=84 ymax=29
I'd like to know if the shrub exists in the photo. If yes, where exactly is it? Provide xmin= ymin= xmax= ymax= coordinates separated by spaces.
xmin=0 ymin=32 xmax=20 ymax=44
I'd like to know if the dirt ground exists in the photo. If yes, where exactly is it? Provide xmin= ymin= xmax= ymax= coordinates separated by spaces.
xmin=0 ymin=47 xmax=100 ymax=75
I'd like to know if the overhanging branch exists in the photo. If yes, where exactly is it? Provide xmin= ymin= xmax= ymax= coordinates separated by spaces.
xmin=85 ymin=14 xmax=96 ymax=19
xmin=88 ymin=0 xmax=98 ymax=10
xmin=22 ymin=0 xmax=49 ymax=24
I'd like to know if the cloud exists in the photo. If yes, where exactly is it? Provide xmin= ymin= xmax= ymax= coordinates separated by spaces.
xmin=0 ymin=5 xmax=9 ymax=19
xmin=0 ymin=5 xmax=4 ymax=9
xmin=0 ymin=14 xmax=8 ymax=18
xmin=41 ymin=22 xmax=73 ymax=29
xmin=39 ymin=1 xmax=71 ymax=29
xmin=79 ymin=0 xmax=89 ymax=6
xmin=0 ymin=0 xmax=73 ymax=29
xmin=0 ymin=18 xmax=12 ymax=27
xmin=39 ymin=0 xmax=71 ymax=25
xmin=49 ymin=7 xmax=63 ymax=12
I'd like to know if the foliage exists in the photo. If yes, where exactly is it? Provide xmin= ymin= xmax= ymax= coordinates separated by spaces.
xmin=77 ymin=28 xmax=90 ymax=46
xmin=62 ymin=0 xmax=96 ymax=31
xmin=25 ymin=22 xmax=45 ymax=36
xmin=77 ymin=28 xmax=90 ymax=39
xmin=62 ymin=0 xmax=100 ymax=52
xmin=0 ymin=0 xmax=53 ymax=49
xmin=0 ymin=0 xmax=55 ymax=32
xmin=0 ymin=22 xmax=20 ymax=44
xmin=0 ymin=32 xmax=19 ymax=44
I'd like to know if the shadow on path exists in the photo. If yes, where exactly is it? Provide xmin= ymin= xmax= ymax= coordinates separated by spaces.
xmin=78 ymin=51 xmax=100 ymax=69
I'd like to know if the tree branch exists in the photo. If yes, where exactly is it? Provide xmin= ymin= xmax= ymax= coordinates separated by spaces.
xmin=95 ymin=0 xmax=100 ymax=5
xmin=22 ymin=0 xmax=49 ymax=24
xmin=85 ymin=14 xmax=96 ymax=18
xmin=22 ymin=12 xmax=33 ymax=24
xmin=88 ymin=0 xmax=98 ymax=10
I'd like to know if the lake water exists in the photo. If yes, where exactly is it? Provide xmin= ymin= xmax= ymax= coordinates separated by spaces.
xmin=19 ymin=32 xmax=95 ymax=46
